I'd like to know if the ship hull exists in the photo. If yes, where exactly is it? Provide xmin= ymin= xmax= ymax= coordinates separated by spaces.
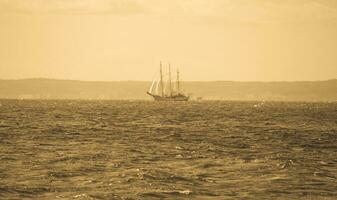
xmin=147 ymin=92 xmax=189 ymax=101
xmin=153 ymin=96 xmax=189 ymax=101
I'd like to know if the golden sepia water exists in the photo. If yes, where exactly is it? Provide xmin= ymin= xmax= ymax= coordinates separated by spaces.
xmin=0 ymin=100 xmax=336 ymax=199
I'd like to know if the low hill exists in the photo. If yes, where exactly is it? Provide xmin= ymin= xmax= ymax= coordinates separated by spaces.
xmin=0 ymin=79 xmax=336 ymax=101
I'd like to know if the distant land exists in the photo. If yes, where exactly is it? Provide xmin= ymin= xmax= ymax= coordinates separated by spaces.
xmin=0 ymin=79 xmax=336 ymax=101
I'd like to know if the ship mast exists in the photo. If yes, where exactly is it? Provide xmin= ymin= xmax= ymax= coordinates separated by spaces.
xmin=160 ymin=62 xmax=164 ymax=97
xmin=169 ymin=63 xmax=172 ymax=97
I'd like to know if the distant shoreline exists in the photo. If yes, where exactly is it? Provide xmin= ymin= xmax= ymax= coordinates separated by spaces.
xmin=0 ymin=99 xmax=336 ymax=103
xmin=0 ymin=79 xmax=336 ymax=101
xmin=0 ymin=78 xmax=336 ymax=83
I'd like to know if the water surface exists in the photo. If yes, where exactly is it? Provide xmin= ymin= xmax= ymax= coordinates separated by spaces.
xmin=0 ymin=100 xmax=336 ymax=199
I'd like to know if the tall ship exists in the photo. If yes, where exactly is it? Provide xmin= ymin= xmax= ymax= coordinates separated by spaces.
xmin=147 ymin=62 xmax=189 ymax=101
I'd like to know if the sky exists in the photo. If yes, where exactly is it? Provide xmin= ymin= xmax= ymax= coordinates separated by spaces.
xmin=0 ymin=0 xmax=337 ymax=81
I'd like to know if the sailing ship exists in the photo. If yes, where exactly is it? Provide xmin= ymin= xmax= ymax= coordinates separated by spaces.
xmin=147 ymin=62 xmax=189 ymax=101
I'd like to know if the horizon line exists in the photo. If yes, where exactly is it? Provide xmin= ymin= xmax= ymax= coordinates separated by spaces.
xmin=0 ymin=77 xmax=336 ymax=83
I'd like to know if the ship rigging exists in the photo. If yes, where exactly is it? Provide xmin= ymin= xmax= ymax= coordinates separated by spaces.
xmin=147 ymin=62 xmax=189 ymax=101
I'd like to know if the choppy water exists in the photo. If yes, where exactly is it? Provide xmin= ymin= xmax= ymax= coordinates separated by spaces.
xmin=0 ymin=100 xmax=336 ymax=199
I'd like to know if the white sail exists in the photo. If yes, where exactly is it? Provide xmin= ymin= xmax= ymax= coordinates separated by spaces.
xmin=149 ymin=78 xmax=157 ymax=94
xmin=155 ymin=79 xmax=160 ymax=95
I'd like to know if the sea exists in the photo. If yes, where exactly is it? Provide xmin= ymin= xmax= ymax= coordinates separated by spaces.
xmin=0 ymin=100 xmax=336 ymax=199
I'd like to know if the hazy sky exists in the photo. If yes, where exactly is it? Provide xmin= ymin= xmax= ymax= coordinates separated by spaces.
xmin=0 ymin=0 xmax=337 ymax=81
